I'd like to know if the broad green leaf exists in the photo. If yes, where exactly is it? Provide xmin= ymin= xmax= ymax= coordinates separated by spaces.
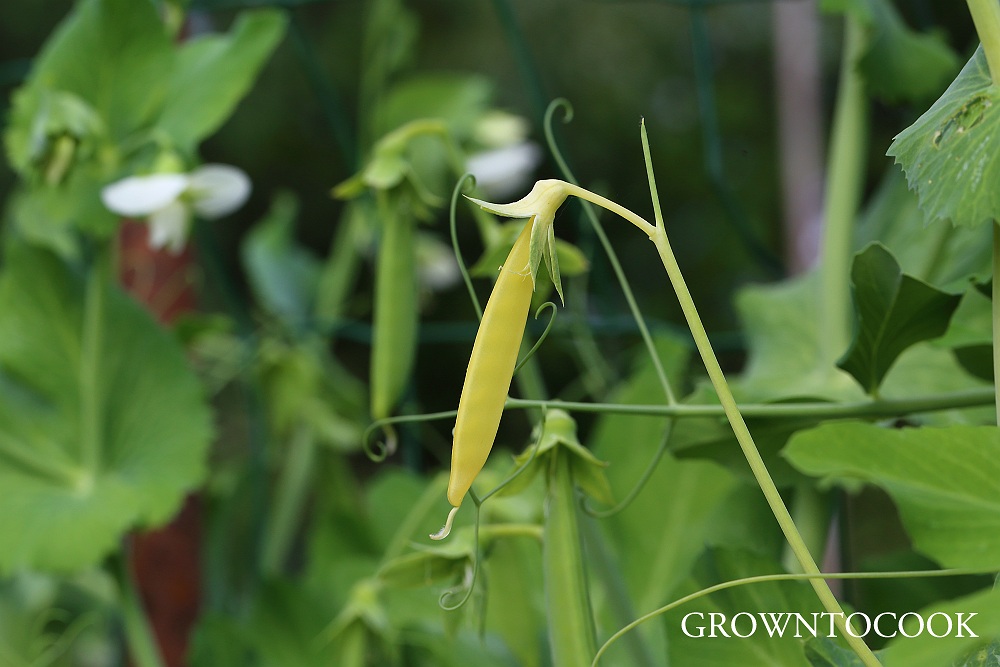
xmin=837 ymin=243 xmax=961 ymax=395
xmin=952 ymin=639 xmax=1000 ymax=667
xmin=159 ymin=10 xmax=286 ymax=152
xmin=883 ymin=588 xmax=1000 ymax=667
xmin=784 ymin=422 xmax=1000 ymax=568
xmin=887 ymin=47 xmax=1000 ymax=229
xmin=933 ymin=287 xmax=992 ymax=382
xmin=806 ymin=637 xmax=883 ymax=667
xmin=734 ymin=271 xmax=861 ymax=402
xmin=855 ymin=169 xmax=991 ymax=291
xmin=377 ymin=74 xmax=493 ymax=140
xmin=241 ymin=192 xmax=320 ymax=329
xmin=0 ymin=245 xmax=212 ymax=573
xmin=821 ymin=0 xmax=958 ymax=103
xmin=24 ymin=0 xmax=172 ymax=140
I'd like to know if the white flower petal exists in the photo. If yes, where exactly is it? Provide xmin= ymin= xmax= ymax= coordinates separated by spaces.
xmin=416 ymin=234 xmax=461 ymax=291
xmin=147 ymin=201 xmax=190 ymax=254
xmin=188 ymin=164 xmax=251 ymax=219
xmin=101 ymin=173 xmax=188 ymax=217
xmin=467 ymin=142 xmax=543 ymax=199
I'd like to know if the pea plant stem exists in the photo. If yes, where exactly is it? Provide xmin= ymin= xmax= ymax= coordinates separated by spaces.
xmin=819 ymin=14 xmax=868 ymax=366
xmin=649 ymin=228 xmax=881 ymax=667
xmin=995 ymin=222 xmax=1000 ymax=422
xmin=545 ymin=448 xmax=598 ymax=667
xmin=260 ymin=423 xmax=317 ymax=576
xmin=967 ymin=0 xmax=1000 ymax=80
xmin=556 ymin=170 xmax=879 ymax=665
xmin=113 ymin=552 xmax=166 ymax=667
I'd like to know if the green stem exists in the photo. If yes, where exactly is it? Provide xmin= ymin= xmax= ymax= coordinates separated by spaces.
xmin=113 ymin=552 xmax=166 ymax=667
xmin=781 ymin=482 xmax=831 ymax=575
xmin=260 ymin=424 xmax=317 ymax=576
xmin=819 ymin=14 xmax=868 ymax=366
xmin=545 ymin=448 xmax=597 ymax=667
xmin=994 ymin=222 xmax=1000 ymax=423
xmin=367 ymin=386 xmax=995 ymax=444
xmin=650 ymin=228 xmax=881 ymax=667
xmin=967 ymin=0 xmax=1000 ymax=79
xmin=80 ymin=253 xmax=107 ymax=475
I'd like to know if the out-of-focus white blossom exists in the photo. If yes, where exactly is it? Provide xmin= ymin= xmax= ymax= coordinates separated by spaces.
xmin=101 ymin=164 xmax=250 ymax=253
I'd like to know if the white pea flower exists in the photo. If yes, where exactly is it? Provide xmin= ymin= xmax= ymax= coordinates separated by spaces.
xmin=101 ymin=164 xmax=251 ymax=253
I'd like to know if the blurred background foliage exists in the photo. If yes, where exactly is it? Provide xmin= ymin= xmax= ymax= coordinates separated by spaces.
xmin=0 ymin=1 xmax=992 ymax=664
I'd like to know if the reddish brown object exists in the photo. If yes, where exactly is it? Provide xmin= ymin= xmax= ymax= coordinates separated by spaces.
xmin=118 ymin=220 xmax=198 ymax=325
xmin=119 ymin=219 xmax=202 ymax=667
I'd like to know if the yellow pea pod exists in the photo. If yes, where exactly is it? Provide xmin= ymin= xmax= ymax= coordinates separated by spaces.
xmin=437 ymin=219 xmax=535 ymax=531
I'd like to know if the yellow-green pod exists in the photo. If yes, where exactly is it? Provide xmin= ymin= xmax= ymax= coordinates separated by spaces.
xmin=442 ymin=219 xmax=535 ymax=518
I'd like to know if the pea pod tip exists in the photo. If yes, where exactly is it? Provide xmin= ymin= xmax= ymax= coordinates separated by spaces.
xmin=429 ymin=505 xmax=459 ymax=541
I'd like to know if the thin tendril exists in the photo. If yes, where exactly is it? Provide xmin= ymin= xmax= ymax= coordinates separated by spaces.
xmin=479 ymin=403 xmax=548 ymax=504
xmin=437 ymin=408 xmax=549 ymax=610
xmin=450 ymin=173 xmax=484 ymax=321
xmin=543 ymin=99 xmax=676 ymax=407
xmin=513 ymin=302 xmax=558 ymax=376
xmin=592 ymin=567 xmax=997 ymax=667
xmin=439 ymin=489 xmax=484 ymax=611
xmin=363 ymin=410 xmax=458 ymax=462
xmin=582 ymin=421 xmax=675 ymax=519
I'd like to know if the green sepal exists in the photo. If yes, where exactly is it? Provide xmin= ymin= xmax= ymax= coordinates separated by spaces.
xmin=470 ymin=221 xmax=587 ymax=304
xmin=502 ymin=409 xmax=613 ymax=506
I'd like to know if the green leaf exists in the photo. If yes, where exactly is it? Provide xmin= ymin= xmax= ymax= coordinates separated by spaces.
xmin=857 ymin=0 xmax=959 ymax=104
xmin=887 ymin=47 xmax=1000 ymax=228
xmin=0 ymin=245 xmax=212 ymax=573
xmin=806 ymin=637 xmax=883 ymax=667
xmin=855 ymin=169 xmax=991 ymax=291
xmin=837 ymin=243 xmax=962 ymax=395
xmin=933 ymin=287 xmax=993 ymax=382
xmin=784 ymin=422 xmax=1000 ymax=568
xmin=376 ymin=73 xmax=493 ymax=140
xmin=158 ymin=9 xmax=287 ymax=151
xmin=734 ymin=271 xmax=861 ymax=402
xmin=241 ymin=192 xmax=320 ymax=329
xmin=24 ymin=0 xmax=172 ymax=140
xmin=883 ymin=588 xmax=1000 ymax=667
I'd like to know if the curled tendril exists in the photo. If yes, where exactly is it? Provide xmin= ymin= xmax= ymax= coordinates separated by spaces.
xmin=582 ymin=422 xmax=675 ymax=519
xmin=544 ymin=99 xmax=575 ymax=179
xmin=513 ymin=302 xmax=558 ymax=376
xmin=450 ymin=173 xmax=484 ymax=321
xmin=361 ymin=422 xmax=395 ymax=462
xmin=362 ymin=410 xmax=459 ymax=462
xmin=438 ymin=491 xmax=483 ymax=612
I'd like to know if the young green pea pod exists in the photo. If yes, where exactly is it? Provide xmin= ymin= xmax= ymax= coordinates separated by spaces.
xmin=370 ymin=201 xmax=418 ymax=421
xmin=431 ymin=219 xmax=535 ymax=538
